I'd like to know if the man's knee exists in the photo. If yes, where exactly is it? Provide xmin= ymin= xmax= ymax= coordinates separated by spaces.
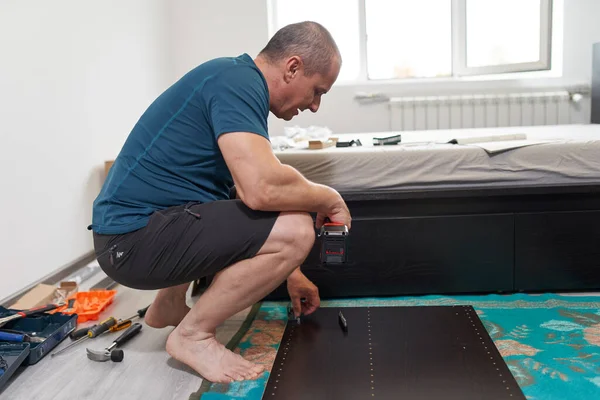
xmin=292 ymin=212 xmax=316 ymax=258
xmin=272 ymin=212 xmax=315 ymax=263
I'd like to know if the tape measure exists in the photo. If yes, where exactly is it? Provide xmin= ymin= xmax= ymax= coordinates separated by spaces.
xmin=319 ymin=222 xmax=349 ymax=264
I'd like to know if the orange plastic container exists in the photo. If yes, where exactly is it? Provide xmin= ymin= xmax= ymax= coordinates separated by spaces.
xmin=52 ymin=290 xmax=117 ymax=323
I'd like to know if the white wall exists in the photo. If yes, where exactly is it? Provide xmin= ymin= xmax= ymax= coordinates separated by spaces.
xmin=168 ymin=0 xmax=269 ymax=82
xmin=166 ymin=0 xmax=600 ymax=135
xmin=0 ymin=0 xmax=170 ymax=301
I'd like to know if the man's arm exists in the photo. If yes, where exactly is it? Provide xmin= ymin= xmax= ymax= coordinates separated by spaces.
xmin=218 ymin=132 xmax=347 ymax=220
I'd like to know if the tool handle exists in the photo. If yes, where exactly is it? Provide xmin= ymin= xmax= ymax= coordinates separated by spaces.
xmin=124 ymin=305 xmax=151 ymax=321
xmin=88 ymin=317 xmax=117 ymax=338
xmin=137 ymin=305 xmax=150 ymax=318
xmin=16 ymin=302 xmax=64 ymax=318
xmin=70 ymin=326 xmax=93 ymax=340
xmin=113 ymin=323 xmax=142 ymax=347
xmin=0 ymin=331 xmax=24 ymax=343
xmin=109 ymin=319 xmax=132 ymax=333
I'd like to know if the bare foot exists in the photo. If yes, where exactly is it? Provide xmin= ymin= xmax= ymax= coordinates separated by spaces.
xmin=145 ymin=287 xmax=191 ymax=328
xmin=166 ymin=328 xmax=264 ymax=383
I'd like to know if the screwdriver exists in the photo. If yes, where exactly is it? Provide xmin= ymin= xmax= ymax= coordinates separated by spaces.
xmin=104 ymin=305 xmax=151 ymax=334
xmin=69 ymin=324 xmax=98 ymax=340
xmin=68 ymin=304 xmax=150 ymax=340
xmin=123 ymin=304 xmax=150 ymax=322
xmin=51 ymin=317 xmax=117 ymax=357
xmin=70 ymin=318 xmax=132 ymax=340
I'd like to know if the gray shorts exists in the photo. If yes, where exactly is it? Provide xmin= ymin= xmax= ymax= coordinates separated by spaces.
xmin=93 ymin=200 xmax=279 ymax=290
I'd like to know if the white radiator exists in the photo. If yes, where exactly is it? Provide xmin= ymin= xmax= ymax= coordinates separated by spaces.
xmin=386 ymin=89 xmax=590 ymax=131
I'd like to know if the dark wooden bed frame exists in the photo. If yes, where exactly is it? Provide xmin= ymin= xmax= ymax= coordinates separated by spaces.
xmin=260 ymin=183 xmax=600 ymax=300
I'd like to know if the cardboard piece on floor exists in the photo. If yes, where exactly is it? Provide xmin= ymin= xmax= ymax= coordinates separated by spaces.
xmin=264 ymin=306 xmax=525 ymax=400
xmin=10 ymin=284 xmax=57 ymax=309
xmin=10 ymin=282 xmax=78 ymax=310
xmin=56 ymin=281 xmax=78 ymax=301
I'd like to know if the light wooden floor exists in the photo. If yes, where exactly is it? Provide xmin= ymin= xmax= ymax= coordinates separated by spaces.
xmin=0 ymin=278 xmax=250 ymax=400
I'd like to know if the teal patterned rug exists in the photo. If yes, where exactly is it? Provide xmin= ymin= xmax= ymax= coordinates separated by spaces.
xmin=193 ymin=293 xmax=600 ymax=400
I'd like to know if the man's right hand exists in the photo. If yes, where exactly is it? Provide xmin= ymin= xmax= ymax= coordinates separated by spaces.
xmin=316 ymin=198 xmax=351 ymax=230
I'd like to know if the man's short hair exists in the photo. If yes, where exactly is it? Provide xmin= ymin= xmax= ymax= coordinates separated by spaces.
xmin=259 ymin=21 xmax=341 ymax=76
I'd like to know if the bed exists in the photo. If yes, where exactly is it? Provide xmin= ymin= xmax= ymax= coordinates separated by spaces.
xmin=263 ymin=124 xmax=600 ymax=300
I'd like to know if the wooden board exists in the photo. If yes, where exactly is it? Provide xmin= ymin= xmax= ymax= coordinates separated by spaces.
xmin=263 ymin=306 xmax=525 ymax=400
xmin=308 ymin=137 xmax=338 ymax=149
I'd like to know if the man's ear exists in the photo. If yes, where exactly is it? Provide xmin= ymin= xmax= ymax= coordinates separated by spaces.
xmin=284 ymin=56 xmax=302 ymax=83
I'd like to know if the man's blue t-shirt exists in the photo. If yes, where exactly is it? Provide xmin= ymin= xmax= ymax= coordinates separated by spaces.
xmin=89 ymin=53 xmax=270 ymax=235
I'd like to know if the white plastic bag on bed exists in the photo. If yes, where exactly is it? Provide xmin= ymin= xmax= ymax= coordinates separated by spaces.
xmin=271 ymin=136 xmax=298 ymax=151
xmin=283 ymin=125 xmax=333 ymax=141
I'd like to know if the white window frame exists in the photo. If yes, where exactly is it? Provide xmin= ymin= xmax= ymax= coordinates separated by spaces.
xmin=267 ymin=0 xmax=554 ymax=81
xmin=452 ymin=0 xmax=553 ymax=77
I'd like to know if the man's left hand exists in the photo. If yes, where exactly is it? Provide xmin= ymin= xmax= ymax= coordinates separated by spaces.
xmin=287 ymin=268 xmax=320 ymax=318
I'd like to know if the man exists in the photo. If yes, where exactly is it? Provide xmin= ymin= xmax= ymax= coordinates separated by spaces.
xmin=89 ymin=21 xmax=351 ymax=383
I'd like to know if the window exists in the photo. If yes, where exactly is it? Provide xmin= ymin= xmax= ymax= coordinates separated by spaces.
xmin=364 ymin=0 xmax=452 ymax=79
xmin=268 ymin=0 xmax=553 ymax=81
xmin=459 ymin=0 xmax=552 ymax=76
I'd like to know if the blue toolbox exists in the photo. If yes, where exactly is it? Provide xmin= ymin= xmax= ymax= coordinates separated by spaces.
xmin=0 ymin=306 xmax=77 ymax=390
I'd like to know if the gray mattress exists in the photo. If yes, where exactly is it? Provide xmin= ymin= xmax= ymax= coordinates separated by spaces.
xmin=273 ymin=124 xmax=600 ymax=192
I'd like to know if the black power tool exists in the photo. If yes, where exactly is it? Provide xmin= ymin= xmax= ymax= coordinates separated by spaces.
xmin=319 ymin=222 xmax=349 ymax=264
